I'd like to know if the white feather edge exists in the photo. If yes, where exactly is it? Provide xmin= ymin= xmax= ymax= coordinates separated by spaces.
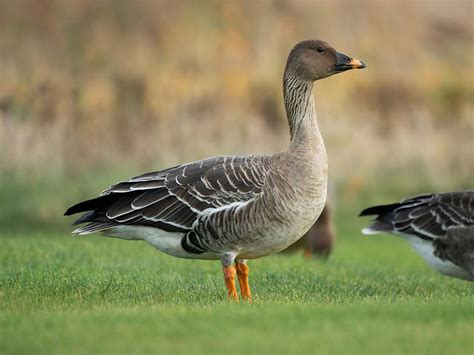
xmin=361 ymin=227 xmax=382 ymax=235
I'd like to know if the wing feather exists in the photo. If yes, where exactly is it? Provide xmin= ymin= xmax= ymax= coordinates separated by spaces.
xmin=360 ymin=191 xmax=474 ymax=240
xmin=65 ymin=155 xmax=269 ymax=247
xmin=131 ymin=189 xmax=170 ymax=209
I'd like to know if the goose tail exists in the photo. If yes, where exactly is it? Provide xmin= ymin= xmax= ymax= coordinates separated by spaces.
xmin=359 ymin=203 xmax=400 ymax=235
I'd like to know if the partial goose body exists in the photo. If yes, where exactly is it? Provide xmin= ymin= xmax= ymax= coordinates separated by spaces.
xmin=68 ymin=153 xmax=327 ymax=261
xmin=282 ymin=202 xmax=335 ymax=258
xmin=360 ymin=191 xmax=474 ymax=281
xmin=65 ymin=40 xmax=366 ymax=300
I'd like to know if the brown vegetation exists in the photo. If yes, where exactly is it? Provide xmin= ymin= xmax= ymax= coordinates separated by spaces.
xmin=0 ymin=0 xmax=472 ymax=194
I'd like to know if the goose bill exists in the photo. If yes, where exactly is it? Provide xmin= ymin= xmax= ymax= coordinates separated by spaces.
xmin=334 ymin=52 xmax=366 ymax=71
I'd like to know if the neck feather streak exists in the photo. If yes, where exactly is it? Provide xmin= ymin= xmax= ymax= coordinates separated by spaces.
xmin=283 ymin=72 xmax=318 ymax=145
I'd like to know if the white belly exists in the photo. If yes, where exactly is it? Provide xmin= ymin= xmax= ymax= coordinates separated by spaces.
xmin=103 ymin=226 xmax=219 ymax=260
xmin=405 ymin=236 xmax=474 ymax=280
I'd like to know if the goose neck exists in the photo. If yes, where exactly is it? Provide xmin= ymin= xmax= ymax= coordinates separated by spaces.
xmin=283 ymin=72 xmax=321 ymax=152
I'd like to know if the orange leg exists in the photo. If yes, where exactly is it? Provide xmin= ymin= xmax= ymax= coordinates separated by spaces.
xmin=235 ymin=262 xmax=252 ymax=302
xmin=223 ymin=265 xmax=238 ymax=301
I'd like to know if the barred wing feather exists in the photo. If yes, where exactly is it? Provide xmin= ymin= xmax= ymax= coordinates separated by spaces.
xmin=65 ymin=156 xmax=268 ymax=235
xmin=360 ymin=191 xmax=474 ymax=240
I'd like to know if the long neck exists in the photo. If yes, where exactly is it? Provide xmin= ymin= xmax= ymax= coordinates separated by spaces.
xmin=283 ymin=71 xmax=322 ymax=153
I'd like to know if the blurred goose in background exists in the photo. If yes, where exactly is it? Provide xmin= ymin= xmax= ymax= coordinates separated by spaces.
xmin=360 ymin=191 xmax=474 ymax=281
xmin=65 ymin=40 xmax=366 ymax=301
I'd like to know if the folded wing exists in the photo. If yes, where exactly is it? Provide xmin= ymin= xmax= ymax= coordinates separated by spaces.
xmin=65 ymin=156 xmax=268 ymax=236
xmin=360 ymin=191 xmax=474 ymax=240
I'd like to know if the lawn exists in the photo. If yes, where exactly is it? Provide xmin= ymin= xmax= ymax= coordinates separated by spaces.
xmin=1 ymin=216 xmax=473 ymax=355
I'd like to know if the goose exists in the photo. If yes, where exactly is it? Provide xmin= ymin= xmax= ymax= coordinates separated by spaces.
xmin=360 ymin=191 xmax=474 ymax=281
xmin=64 ymin=40 xmax=366 ymax=301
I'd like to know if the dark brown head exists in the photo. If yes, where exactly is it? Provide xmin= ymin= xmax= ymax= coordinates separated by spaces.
xmin=286 ymin=40 xmax=366 ymax=81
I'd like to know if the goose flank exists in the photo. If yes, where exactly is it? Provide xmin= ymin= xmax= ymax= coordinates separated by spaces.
xmin=282 ymin=202 xmax=336 ymax=258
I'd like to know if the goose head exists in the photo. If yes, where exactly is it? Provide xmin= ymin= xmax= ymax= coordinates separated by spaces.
xmin=285 ymin=40 xmax=366 ymax=81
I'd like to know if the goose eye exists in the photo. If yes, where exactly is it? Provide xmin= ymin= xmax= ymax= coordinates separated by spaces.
xmin=316 ymin=47 xmax=325 ymax=53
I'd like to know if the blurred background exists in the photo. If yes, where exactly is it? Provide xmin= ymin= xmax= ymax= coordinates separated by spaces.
xmin=0 ymin=0 xmax=472 ymax=235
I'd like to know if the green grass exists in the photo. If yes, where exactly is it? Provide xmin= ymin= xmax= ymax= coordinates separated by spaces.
xmin=1 ymin=224 xmax=473 ymax=355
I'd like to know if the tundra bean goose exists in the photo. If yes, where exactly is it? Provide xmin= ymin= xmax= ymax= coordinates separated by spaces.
xmin=65 ymin=40 xmax=366 ymax=300
xmin=360 ymin=191 xmax=474 ymax=281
